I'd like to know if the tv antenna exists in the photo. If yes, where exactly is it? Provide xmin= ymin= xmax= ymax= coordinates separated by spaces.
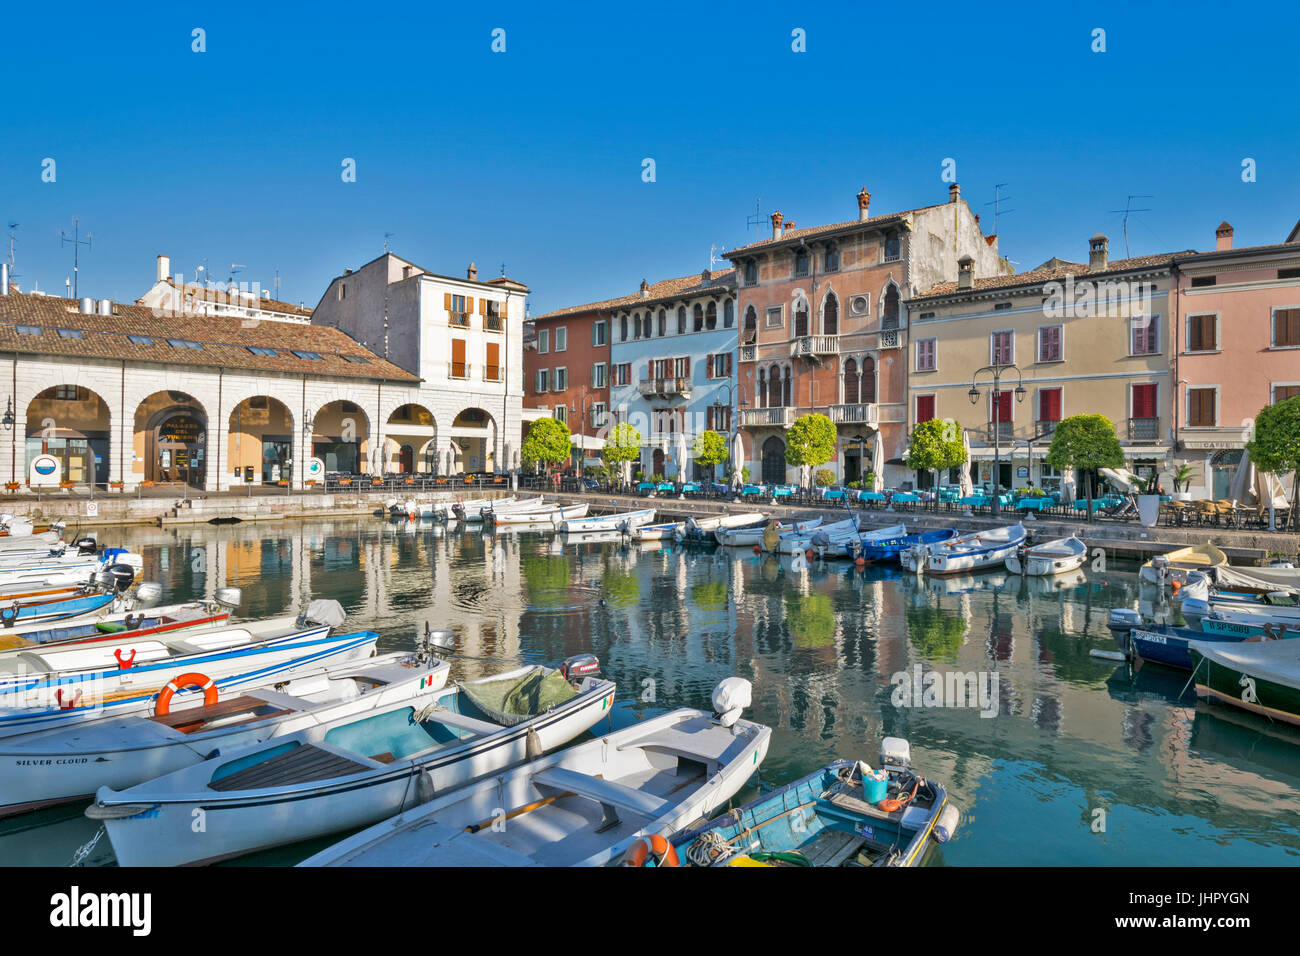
xmin=984 ymin=184 xmax=1014 ymax=235
xmin=60 ymin=217 xmax=92 ymax=299
xmin=709 ymin=243 xmax=729 ymax=269
xmin=229 ymin=263 xmax=246 ymax=287
xmin=383 ymin=232 xmax=395 ymax=253
xmin=1108 ymin=195 xmax=1153 ymax=259
xmin=744 ymin=199 xmax=764 ymax=239
xmin=5 ymin=223 xmax=17 ymax=284
xmin=274 ymin=268 xmax=282 ymax=300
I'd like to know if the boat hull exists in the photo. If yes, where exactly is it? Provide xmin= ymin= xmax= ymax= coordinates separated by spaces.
xmin=1193 ymin=650 xmax=1300 ymax=727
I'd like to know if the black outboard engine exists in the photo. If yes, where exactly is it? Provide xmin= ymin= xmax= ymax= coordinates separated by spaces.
xmin=560 ymin=653 xmax=600 ymax=683
xmin=74 ymin=536 xmax=98 ymax=555
xmin=451 ymin=503 xmax=467 ymax=522
xmin=101 ymin=563 xmax=137 ymax=593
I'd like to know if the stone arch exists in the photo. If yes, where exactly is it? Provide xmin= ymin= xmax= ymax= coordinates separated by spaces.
xmin=822 ymin=289 xmax=839 ymax=336
xmin=309 ymin=400 xmax=371 ymax=475
xmin=881 ymin=281 xmax=901 ymax=330
xmin=227 ymin=394 xmax=294 ymax=484
xmin=743 ymin=304 xmax=757 ymax=344
xmin=450 ymin=407 xmax=497 ymax=474
xmin=761 ymin=436 xmax=786 ymax=485
xmin=133 ymin=390 xmax=208 ymax=487
xmin=385 ymin=402 xmax=438 ymax=474
xmin=25 ymin=384 xmax=111 ymax=486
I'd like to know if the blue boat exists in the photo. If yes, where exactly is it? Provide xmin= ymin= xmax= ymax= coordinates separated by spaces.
xmin=1 ymin=589 xmax=118 ymax=627
xmin=1131 ymin=624 xmax=1299 ymax=671
xmin=859 ymin=528 xmax=958 ymax=564
xmin=671 ymin=739 xmax=958 ymax=868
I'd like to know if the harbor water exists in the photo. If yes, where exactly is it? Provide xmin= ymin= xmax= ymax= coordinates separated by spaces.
xmin=5 ymin=516 xmax=1299 ymax=866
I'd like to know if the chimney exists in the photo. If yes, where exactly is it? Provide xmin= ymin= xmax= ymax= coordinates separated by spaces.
xmin=1216 ymin=221 xmax=1234 ymax=251
xmin=857 ymin=187 xmax=871 ymax=221
xmin=639 ymin=279 xmax=649 ymax=298
xmin=785 ymin=220 xmax=796 ymax=232
xmin=957 ymin=255 xmax=974 ymax=290
xmin=467 ymin=261 xmax=478 ymax=281
xmin=0 ymin=263 xmax=7 ymax=296
xmin=156 ymin=254 xmax=170 ymax=283
xmin=771 ymin=210 xmax=784 ymax=240
xmin=949 ymin=183 xmax=961 ymax=204
xmin=1088 ymin=233 xmax=1109 ymax=272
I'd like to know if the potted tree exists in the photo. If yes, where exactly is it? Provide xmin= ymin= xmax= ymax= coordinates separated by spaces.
xmin=905 ymin=418 xmax=967 ymax=512
xmin=786 ymin=413 xmax=837 ymax=495
xmin=1132 ymin=474 xmax=1162 ymax=528
xmin=1171 ymin=464 xmax=1195 ymax=502
xmin=1044 ymin=414 xmax=1125 ymax=522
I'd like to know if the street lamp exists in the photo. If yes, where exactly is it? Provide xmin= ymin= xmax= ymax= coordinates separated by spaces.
xmin=968 ymin=364 xmax=1026 ymax=517
xmin=1 ymin=398 xmax=12 ymax=431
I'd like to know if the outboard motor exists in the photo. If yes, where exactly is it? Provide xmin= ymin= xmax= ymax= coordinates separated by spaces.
xmin=879 ymin=736 xmax=912 ymax=772
xmin=96 ymin=563 xmax=136 ymax=593
xmin=451 ymin=503 xmax=467 ymax=522
xmin=214 ymin=587 xmax=243 ymax=609
xmin=75 ymin=536 xmax=98 ymax=555
xmin=133 ymin=581 xmax=163 ymax=608
xmin=711 ymin=677 xmax=752 ymax=730
xmin=560 ymin=653 xmax=600 ymax=684
xmin=811 ymin=531 xmax=831 ymax=557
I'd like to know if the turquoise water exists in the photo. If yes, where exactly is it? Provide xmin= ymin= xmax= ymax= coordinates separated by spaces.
xmin=5 ymin=516 xmax=1299 ymax=866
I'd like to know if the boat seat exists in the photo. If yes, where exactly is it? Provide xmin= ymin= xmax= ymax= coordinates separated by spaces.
xmin=532 ymin=767 xmax=672 ymax=818
xmin=421 ymin=710 xmax=502 ymax=736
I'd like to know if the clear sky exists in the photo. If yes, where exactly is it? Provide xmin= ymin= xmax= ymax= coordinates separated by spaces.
xmin=2 ymin=0 xmax=1297 ymax=317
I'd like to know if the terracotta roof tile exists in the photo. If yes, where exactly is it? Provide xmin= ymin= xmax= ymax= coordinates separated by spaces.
xmin=911 ymin=252 xmax=1189 ymax=300
xmin=0 ymin=292 xmax=419 ymax=383
xmin=147 ymin=279 xmax=314 ymax=316
xmin=535 ymin=269 xmax=736 ymax=320
xmin=723 ymin=203 xmax=953 ymax=258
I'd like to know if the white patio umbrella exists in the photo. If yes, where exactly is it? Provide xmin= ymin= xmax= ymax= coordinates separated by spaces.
xmin=1059 ymin=470 xmax=1077 ymax=505
xmin=1255 ymin=468 xmax=1289 ymax=509
xmin=730 ymin=431 xmax=745 ymax=486
xmin=1228 ymin=452 xmax=1257 ymax=506
xmin=871 ymin=437 xmax=884 ymax=492
xmin=675 ymin=431 xmax=690 ymax=481
xmin=959 ymin=429 xmax=974 ymax=497
xmin=621 ymin=458 xmax=632 ymax=487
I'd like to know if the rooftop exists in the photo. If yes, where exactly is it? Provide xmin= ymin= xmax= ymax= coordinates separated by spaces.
xmin=911 ymin=252 xmax=1188 ymax=301
xmin=144 ymin=279 xmax=314 ymax=317
xmin=723 ymin=203 xmax=952 ymax=259
xmin=0 ymin=292 xmax=419 ymax=383
xmin=535 ymin=269 xmax=736 ymax=320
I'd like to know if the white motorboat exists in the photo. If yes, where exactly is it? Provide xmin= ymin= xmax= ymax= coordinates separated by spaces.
xmin=0 ymin=652 xmax=451 ymax=817
xmin=716 ymin=516 xmax=823 ymax=548
xmin=901 ymin=523 xmax=1026 ymax=575
xmin=1005 ymin=535 xmax=1087 ymax=576
xmin=1139 ymin=544 xmax=1228 ymax=586
xmin=488 ymin=503 xmax=590 ymax=527
xmin=774 ymin=517 xmax=865 ymax=557
xmin=299 ymin=679 xmax=770 ymax=868
xmin=561 ymin=508 xmax=656 ymax=534
xmin=89 ymin=660 xmax=617 ymax=866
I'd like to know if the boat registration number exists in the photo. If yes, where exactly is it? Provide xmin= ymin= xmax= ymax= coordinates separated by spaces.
xmin=1137 ymin=631 xmax=1167 ymax=645
xmin=855 ymin=823 xmax=875 ymax=839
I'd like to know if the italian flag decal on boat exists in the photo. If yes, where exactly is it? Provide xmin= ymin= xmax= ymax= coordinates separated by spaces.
xmin=419 ymin=674 xmax=437 ymax=690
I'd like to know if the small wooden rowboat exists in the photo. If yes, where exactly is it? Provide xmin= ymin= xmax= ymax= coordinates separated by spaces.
xmin=89 ymin=661 xmax=617 ymax=866
xmin=1139 ymin=543 xmax=1228 ymax=586
xmin=1005 ymin=535 xmax=1087 ymax=576
xmin=298 ymin=682 xmax=771 ymax=868
xmin=0 ymin=652 xmax=451 ymax=817
xmin=901 ymin=524 xmax=1026 ymax=575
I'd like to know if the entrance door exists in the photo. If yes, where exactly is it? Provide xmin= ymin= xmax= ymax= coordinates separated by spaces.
xmin=761 ymin=437 xmax=786 ymax=484
xmin=844 ymin=452 xmax=861 ymax=484
xmin=154 ymin=414 xmax=206 ymax=488
xmin=651 ymin=448 xmax=665 ymax=478
xmin=399 ymin=444 xmax=414 ymax=474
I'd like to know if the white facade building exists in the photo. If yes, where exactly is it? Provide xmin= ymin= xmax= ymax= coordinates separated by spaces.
xmin=312 ymin=254 xmax=529 ymax=475
xmin=136 ymin=255 xmax=314 ymax=325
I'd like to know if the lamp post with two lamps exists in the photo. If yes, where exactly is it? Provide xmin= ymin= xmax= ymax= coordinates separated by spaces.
xmin=968 ymin=365 xmax=1026 ymax=517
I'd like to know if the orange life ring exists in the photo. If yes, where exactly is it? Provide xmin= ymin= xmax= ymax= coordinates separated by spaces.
xmin=552 ymin=473 xmax=562 ymax=486
xmin=621 ymin=834 xmax=680 ymax=867
xmin=155 ymin=672 xmax=218 ymax=716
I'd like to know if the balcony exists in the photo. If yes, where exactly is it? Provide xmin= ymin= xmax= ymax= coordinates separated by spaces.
xmin=985 ymin=421 xmax=1014 ymax=442
xmin=1035 ymin=419 xmax=1058 ymax=439
xmin=449 ymin=361 xmax=470 ymax=380
xmin=791 ymin=334 xmax=840 ymax=358
xmin=878 ymin=329 xmax=901 ymax=349
xmin=829 ymin=403 xmax=878 ymax=425
xmin=1128 ymin=417 xmax=1161 ymax=442
xmin=739 ymin=344 xmax=756 ymax=363
xmin=449 ymin=312 xmax=470 ymax=328
xmin=740 ymin=406 xmax=795 ymax=428
xmin=485 ymin=314 xmax=504 ymax=332
xmin=637 ymin=377 xmax=692 ymax=400
xmin=483 ymin=365 xmax=502 ymax=382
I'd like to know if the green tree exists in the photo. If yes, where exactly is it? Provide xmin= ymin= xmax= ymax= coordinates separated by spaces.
xmin=601 ymin=423 xmax=641 ymax=486
xmin=521 ymin=417 xmax=571 ymax=473
xmin=692 ymin=429 xmax=728 ymax=481
xmin=905 ymin=418 xmax=967 ymax=511
xmin=786 ymin=413 xmax=837 ymax=487
xmin=1247 ymin=396 xmax=1300 ymax=530
xmin=1044 ymin=414 xmax=1124 ymax=521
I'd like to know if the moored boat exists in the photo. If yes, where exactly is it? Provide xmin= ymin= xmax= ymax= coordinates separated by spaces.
xmin=901 ymin=523 xmax=1026 ymax=575
xmin=90 ymin=659 xmax=617 ymax=866
xmin=773 ymin=517 xmax=864 ymax=557
xmin=716 ymin=516 xmax=822 ymax=548
xmin=1189 ymin=638 xmax=1300 ymax=727
xmin=561 ymin=508 xmax=655 ymax=534
xmin=0 ymin=651 xmax=451 ymax=818
xmin=298 ymin=678 xmax=769 ymax=868
xmin=1140 ymin=543 xmax=1228 ymax=586
xmin=673 ymin=737 xmax=958 ymax=868
xmin=1005 ymin=534 xmax=1087 ymax=576
xmin=859 ymin=528 xmax=956 ymax=564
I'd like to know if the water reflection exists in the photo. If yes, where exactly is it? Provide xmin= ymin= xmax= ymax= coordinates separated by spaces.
xmin=2 ymin=517 xmax=1297 ymax=866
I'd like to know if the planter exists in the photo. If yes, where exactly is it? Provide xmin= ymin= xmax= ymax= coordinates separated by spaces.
xmin=1172 ymin=491 xmax=1192 ymax=502
xmin=1137 ymin=494 xmax=1161 ymax=528
xmin=4 ymin=482 xmax=18 ymax=492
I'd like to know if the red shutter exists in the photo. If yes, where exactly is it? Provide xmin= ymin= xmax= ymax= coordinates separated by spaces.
xmin=992 ymin=390 xmax=1012 ymax=422
xmin=916 ymin=395 xmax=935 ymax=423
xmin=1039 ymin=388 xmax=1061 ymax=422
xmin=1131 ymin=384 xmax=1157 ymax=419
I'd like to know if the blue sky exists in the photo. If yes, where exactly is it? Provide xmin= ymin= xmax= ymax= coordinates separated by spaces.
xmin=2 ymin=1 xmax=1298 ymax=316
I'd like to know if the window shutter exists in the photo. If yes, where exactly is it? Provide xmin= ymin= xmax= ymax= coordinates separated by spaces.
xmin=916 ymin=395 xmax=935 ymax=423
xmin=501 ymin=299 xmax=509 ymax=319
xmin=726 ymin=353 xmax=733 ymax=376
xmin=444 ymin=292 xmax=452 ymax=311
xmin=486 ymin=341 xmax=500 ymax=376
xmin=479 ymin=298 xmax=486 ymax=315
